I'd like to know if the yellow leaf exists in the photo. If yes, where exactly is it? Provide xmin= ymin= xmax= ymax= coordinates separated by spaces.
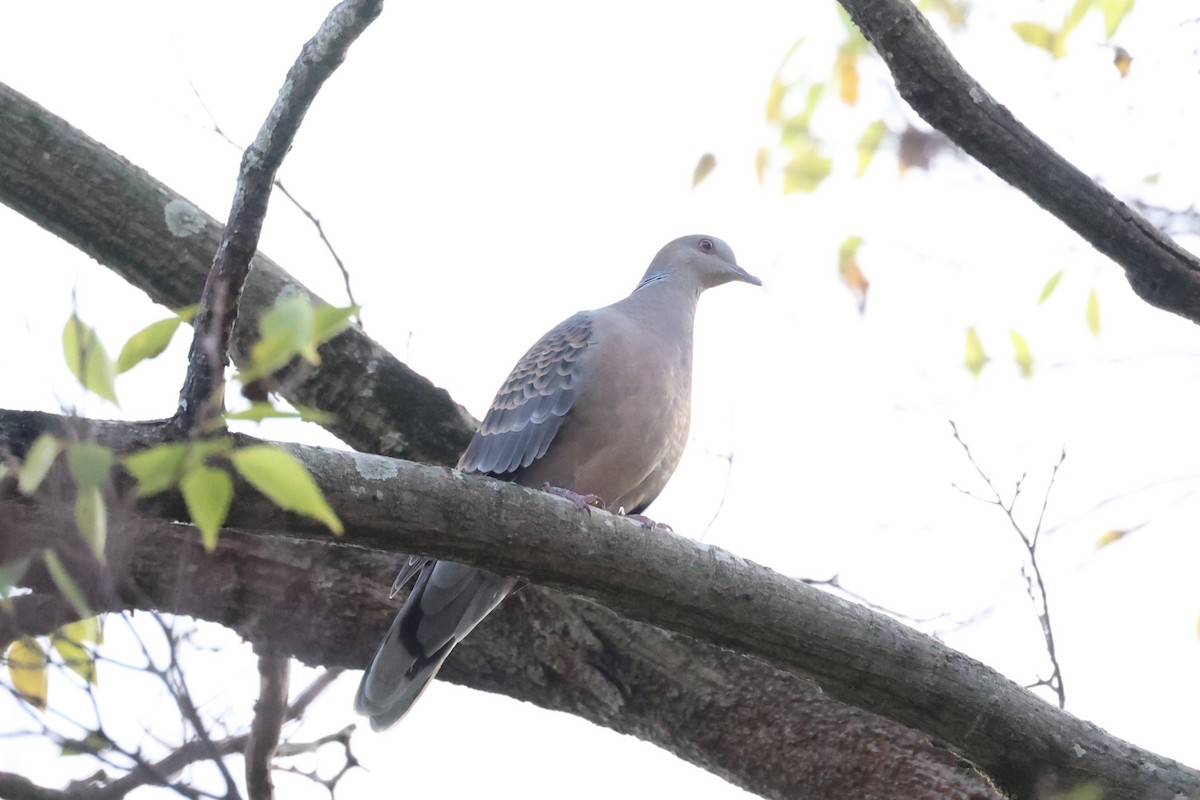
xmin=1086 ymin=287 xmax=1101 ymax=337
xmin=964 ymin=327 xmax=988 ymax=378
xmin=1113 ymin=47 xmax=1132 ymax=78
xmin=1011 ymin=21 xmax=1057 ymax=55
xmin=691 ymin=153 xmax=716 ymax=188
xmin=765 ymin=77 xmax=786 ymax=124
xmin=51 ymin=628 xmax=96 ymax=685
xmin=18 ymin=433 xmax=63 ymax=496
xmin=835 ymin=47 xmax=859 ymax=105
xmin=1062 ymin=0 xmax=1095 ymax=40
xmin=1037 ymin=270 xmax=1064 ymax=305
xmin=1095 ymin=529 xmax=1127 ymax=548
xmin=1010 ymin=329 xmax=1034 ymax=378
xmin=231 ymin=445 xmax=343 ymax=535
xmin=1099 ymin=0 xmax=1134 ymax=37
xmin=63 ymin=616 xmax=103 ymax=645
xmin=180 ymin=466 xmax=234 ymax=552
xmin=754 ymin=148 xmax=769 ymax=187
xmin=116 ymin=316 xmax=183 ymax=374
xmin=63 ymin=315 xmax=119 ymax=406
xmin=856 ymin=120 xmax=887 ymax=177
xmin=837 ymin=236 xmax=869 ymax=313
xmin=782 ymin=138 xmax=832 ymax=194
xmin=7 ymin=637 xmax=48 ymax=710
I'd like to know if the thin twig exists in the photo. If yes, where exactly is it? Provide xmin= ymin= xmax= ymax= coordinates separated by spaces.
xmin=245 ymin=652 xmax=289 ymax=800
xmin=171 ymin=0 xmax=384 ymax=434
xmin=949 ymin=420 xmax=1067 ymax=708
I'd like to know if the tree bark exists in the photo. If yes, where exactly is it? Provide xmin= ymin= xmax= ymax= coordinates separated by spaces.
xmin=4 ymin=410 xmax=1199 ymax=800
xmin=838 ymin=0 xmax=1200 ymax=323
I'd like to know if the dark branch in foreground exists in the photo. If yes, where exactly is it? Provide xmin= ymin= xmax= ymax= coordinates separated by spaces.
xmin=173 ymin=0 xmax=384 ymax=432
xmin=3 ymin=411 xmax=1198 ymax=800
xmin=839 ymin=0 xmax=1200 ymax=322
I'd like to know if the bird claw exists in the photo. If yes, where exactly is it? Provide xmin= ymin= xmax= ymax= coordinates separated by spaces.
xmin=541 ymin=484 xmax=605 ymax=514
xmin=621 ymin=512 xmax=673 ymax=532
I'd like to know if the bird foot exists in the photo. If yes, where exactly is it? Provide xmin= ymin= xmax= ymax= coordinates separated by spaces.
xmin=621 ymin=512 xmax=674 ymax=532
xmin=542 ymin=484 xmax=605 ymax=513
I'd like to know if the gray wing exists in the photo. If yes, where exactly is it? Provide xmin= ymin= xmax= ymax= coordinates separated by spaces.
xmin=457 ymin=312 xmax=592 ymax=476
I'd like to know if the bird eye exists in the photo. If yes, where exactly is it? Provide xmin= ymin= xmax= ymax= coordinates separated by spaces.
xmin=699 ymin=238 xmax=714 ymax=252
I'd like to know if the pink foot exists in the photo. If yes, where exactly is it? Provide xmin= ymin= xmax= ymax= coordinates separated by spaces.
xmin=542 ymin=484 xmax=605 ymax=513
xmin=622 ymin=512 xmax=673 ymax=532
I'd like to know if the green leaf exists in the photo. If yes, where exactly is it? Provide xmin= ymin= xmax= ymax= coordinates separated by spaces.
xmin=294 ymin=405 xmax=335 ymax=426
xmin=122 ymin=443 xmax=189 ymax=497
xmin=0 ymin=558 xmax=32 ymax=596
xmin=1086 ymin=287 xmax=1101 ymax=337
xmin=174 ymin=304 xmax=201 ymax=323
xmin=1049 ymin=781 xmax=1105 ymax=800
xmin=1011 ymin=21 xmax=1057 ymax=55
xmin=231 ymin=445 xmax=343 ymax=535
xmin=18 ymin=433 xmax=63 ymax=496
xmin=1062 ymin=0 xmax=1095 ymax=38
xmin=246 ymin=294 xmax=316 ymax=380
xmin=43 ymin=551 xmax=93 ymax=621
xmin=66 ymin=443 xmax=112 ymax=493
xmin=1010 ymin=329 xmax=1034 ymax=378
xmin=60 ymin=730 xmax=114 ymax=757
xmin=1098 ymin=0 xmax=1134 ymax=38
xmin=74 ymin=489 xmax=107 ymax=560
xmin=51 ymin=628 xmax=96 ymax=685
xmin=180 ymin=466 xmax=234 ymax=552
xmin=964 ymin=327 xmax=989 ymax=378
xmin=855 ymin=120 xmax=887 ymax=177
xmin=311 ymin=304 xmax=359 ymax=349
xmin=7 ymin=637 xmax=48 ymax=711
xmin=116 ymin=316 xmax=183 ymax=374
xmin=226 ymin=403 xmax=297 ymax=423
xmin=1037 ymin=270 xmax=1064 ymax=305
xmin=63 ymin=315 xmax=119 ymax=406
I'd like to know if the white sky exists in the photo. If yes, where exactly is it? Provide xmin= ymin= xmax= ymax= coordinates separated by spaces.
xmin=2 ymin=1 xmax=1200 ymax=797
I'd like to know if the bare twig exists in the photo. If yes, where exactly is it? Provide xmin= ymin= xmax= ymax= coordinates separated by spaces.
xmin=171 ymin=0 xmax=384 ymax=433
xmin=950 ymin=421 xmax=1067 ymax=709
xmin=184 ymin=81 xmax=361 ymax=327
xmin=245 ymin=651 xmax=289 ymax=800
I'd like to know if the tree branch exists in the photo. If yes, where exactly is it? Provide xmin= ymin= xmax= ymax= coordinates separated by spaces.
xmin=173 ymin=0 xmax=383 ymax=432
xmin=3 ymin=410 xmax=1197 ymax=799
xmin=245 ymin=652 xmax=288 ymax=800
xmin=0 ymin=81 xmax=474 ymax=466
xmin=839 ymin=0 xmax=1200 ymax=322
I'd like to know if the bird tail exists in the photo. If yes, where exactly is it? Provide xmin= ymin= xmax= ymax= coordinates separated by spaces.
xmin=355 ymin=560 xmax=515 ymax=730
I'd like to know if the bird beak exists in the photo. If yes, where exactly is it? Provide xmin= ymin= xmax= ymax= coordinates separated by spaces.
xmin=731 ymin=264 xmax=762 ymax=287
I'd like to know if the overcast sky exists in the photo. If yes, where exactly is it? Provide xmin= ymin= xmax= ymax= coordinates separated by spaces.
xmin=2 ymin=2 xmax=1200 ymax=797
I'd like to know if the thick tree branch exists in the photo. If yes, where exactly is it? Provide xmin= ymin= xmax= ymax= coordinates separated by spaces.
xmin=839 ymin=0 xmax=1200 ymax=321
xmin=0 ymin=82 xmax=474 ymax=465
xmin=174 ymin=0 xmax=383 ymax=432
xmin=3 ymin=411 xmax=1197 ymax=800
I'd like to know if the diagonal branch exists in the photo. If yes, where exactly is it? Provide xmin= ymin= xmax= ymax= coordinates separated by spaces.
xmin=3 ymin=410 xmax=1198 ymax=800
xmin=173 ymin=0 xmax=384 ymax=432
xmin=0 ymin=82 xmax=474 ymax=466
xmin=838 ymin=0 xmax=1200 ymax=322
